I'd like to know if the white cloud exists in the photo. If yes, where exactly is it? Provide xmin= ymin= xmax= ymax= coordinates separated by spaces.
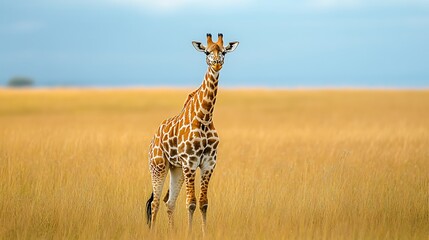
xmin=39 ymin=0 xmax=429 ymax=12
xmin=307 ymin=0 xmax=361 ymax=9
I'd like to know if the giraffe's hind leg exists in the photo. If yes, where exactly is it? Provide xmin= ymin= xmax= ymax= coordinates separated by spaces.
xmin=148 ymin=156 xmax=169 ymax=229
xmin=165 ymin=166 xmax=184 ymax=228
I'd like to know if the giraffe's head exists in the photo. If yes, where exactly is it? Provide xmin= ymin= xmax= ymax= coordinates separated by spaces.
xmin=192 ymin=33 xmax=239 ymax=72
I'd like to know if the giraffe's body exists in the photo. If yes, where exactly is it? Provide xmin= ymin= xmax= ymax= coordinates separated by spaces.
xmin=146 ymin=33 xmax=239 ymax=233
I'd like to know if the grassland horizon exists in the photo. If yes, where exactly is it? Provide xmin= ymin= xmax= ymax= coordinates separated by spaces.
xmin=0 ymin=88 xmax=428 ymax=239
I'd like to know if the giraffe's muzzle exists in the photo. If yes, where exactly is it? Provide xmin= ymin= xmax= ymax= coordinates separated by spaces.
xmin=212 ymin=63 xmax=222 ymax=71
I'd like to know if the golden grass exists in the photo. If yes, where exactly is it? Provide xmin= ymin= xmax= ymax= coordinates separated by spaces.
xmin=0 ymin=88 xmax=428 ymax=239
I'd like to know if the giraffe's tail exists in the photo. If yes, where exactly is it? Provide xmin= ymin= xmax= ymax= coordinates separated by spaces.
xmin=145 ymin=192 xmax=154 ymax=227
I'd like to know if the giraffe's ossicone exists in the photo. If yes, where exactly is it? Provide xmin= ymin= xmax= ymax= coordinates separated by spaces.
xmin=145 ymin=33 xmax=239 ymax=233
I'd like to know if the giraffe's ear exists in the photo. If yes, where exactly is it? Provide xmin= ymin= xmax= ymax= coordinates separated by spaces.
xmin=224 ymin=41 xmax=239 ymax=53
xmin=192 ymin=41 xmax=206 ymax=52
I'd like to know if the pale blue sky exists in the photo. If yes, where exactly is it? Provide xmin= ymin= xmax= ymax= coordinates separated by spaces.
xmin=1 ymin=0 xmax=429 ymax=87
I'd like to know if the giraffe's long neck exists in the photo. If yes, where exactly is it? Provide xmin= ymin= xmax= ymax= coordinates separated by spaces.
xmin=194 ymin=67 xmax=219 ymax=125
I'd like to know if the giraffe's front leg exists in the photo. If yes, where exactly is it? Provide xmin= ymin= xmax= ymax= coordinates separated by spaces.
xmin=183 ymin=165 xmax=197 ymax=232
xmin=199 ymin=158 xmax=216 ymax=234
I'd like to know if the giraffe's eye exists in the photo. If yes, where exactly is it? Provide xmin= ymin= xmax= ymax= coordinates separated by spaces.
xmin=205 ymin=51 xmax=210 ymax=56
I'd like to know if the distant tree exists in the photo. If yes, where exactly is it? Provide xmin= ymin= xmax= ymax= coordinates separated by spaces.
xmin=8 ymin=77 xmax=34 ymax=87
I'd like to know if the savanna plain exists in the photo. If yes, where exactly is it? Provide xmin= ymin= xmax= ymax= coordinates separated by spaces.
xmin=0 ymin=89 xmax=428 ymax=239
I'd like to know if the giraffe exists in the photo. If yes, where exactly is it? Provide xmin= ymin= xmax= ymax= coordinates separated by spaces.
xmin=145 ymin=33 xmax=239 ymax=233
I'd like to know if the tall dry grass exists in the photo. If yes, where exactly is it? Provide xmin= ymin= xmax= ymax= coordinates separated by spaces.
xmin=0 ymin=89 xmax=428 ymax=239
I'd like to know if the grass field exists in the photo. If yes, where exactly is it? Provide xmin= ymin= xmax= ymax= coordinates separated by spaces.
xmin=0 ymin=88 xmax=428 ymax=239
